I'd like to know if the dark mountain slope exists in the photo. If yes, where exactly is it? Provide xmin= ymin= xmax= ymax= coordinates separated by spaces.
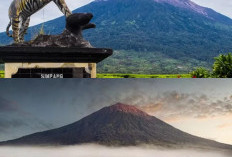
xmin=0 ymin=103 xmax=231 ymax=151
xmin=1 ymin=0 xmax=232 ymax=73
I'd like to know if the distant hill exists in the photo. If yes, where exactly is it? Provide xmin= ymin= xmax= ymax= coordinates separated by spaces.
xmin=1 ymin=0 xmax=232 ymax=74
xmin=0 ymin=103 xmax=232 ymax=151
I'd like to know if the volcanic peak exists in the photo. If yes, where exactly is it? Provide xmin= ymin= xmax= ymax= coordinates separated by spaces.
xmin=153 ymin=0 xmax=208 ymax=16
xmin=106 ymin=103 xmax=149 ymax=117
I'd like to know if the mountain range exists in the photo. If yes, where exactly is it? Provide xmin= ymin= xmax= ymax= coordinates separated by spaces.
xmin=1 ymin=0 xmax=232 ymax=74
xmin=0 ymin=103 xmax=231 ymax=151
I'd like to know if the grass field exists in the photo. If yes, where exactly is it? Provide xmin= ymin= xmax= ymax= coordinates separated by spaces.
xmin=97 ymin=73 xmax=191 ymax=78
xmin=0 ymin=71 xmax=191 ymax=78
xmin=0 ymin=71 xmax=4 ymax=78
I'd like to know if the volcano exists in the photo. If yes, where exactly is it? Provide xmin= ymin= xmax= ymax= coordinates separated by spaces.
xmin=0 ymin=103 xmax=231 ymax=150
xmin=1 ymin=0 xmax=232 ymax=73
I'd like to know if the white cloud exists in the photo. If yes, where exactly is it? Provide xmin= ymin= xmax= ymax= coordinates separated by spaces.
xmin=0 ymin=145 xmax=231 ymax=157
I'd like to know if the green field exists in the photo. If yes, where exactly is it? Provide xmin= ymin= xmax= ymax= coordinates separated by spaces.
xmin=97 ymin=73 xmax=191 ymax=78
xmin=0 ymin=71 xmax=191 ymax=78
xmin=0 ymin=71 xmax=4 ymax=78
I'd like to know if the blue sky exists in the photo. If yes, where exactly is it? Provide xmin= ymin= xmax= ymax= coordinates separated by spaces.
xmin=0 ymin=0 xmax=232 ymax=32
xmin=0 ymin=79 xmax=232 ymax=145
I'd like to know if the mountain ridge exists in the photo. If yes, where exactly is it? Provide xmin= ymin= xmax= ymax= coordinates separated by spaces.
xmin=153 ymin=0 xmax=232 ymax=23
xmin=154 ymin=0 xmax=210 ymax=16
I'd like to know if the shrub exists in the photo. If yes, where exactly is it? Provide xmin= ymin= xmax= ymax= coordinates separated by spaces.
xmin=190 ymin=67 xmax=211 ymax=78
xmin=213 ymin=53 xmax=232 ymax=78
xmin=31 ymin=23 xmax=46 ymax=41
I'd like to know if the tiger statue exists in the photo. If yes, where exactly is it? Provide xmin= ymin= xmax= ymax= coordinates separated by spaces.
xmin=6 ymin=0 xmax=72 ymax=43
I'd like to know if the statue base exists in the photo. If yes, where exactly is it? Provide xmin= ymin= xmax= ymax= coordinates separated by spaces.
xmin=5 ymin=63 xmax=95 ymax=78
xmin=0 ymin=47 xmax=113 ymax=78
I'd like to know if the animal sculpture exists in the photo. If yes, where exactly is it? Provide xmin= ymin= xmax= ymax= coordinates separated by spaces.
xmin=6 ymin=0 xmax=72 ymax=43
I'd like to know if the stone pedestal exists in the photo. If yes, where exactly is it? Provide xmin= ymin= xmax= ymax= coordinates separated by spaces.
xmin=0 ymin=47 xmax=112 ymax=78
xmin=4 ymin=63 xmax=96 ymax=78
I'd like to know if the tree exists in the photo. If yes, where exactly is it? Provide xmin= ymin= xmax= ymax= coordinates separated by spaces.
xmin=213 ymin=53 xmax=232 ymax=78
xmin=190 ymin=67 xmax=211 ymax=78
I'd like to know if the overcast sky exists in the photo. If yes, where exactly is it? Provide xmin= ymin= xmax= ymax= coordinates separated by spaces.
xmin=0 ymin=79 xmax=232 ymax=145
xmin=0 ymin=0 xmax=232 ymax=32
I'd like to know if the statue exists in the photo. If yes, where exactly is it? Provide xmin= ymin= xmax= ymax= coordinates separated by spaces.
xmin=26 ymin=13 xmax=96 ymax=48
xmin=6 ymin=0 xmax=72 ymax=43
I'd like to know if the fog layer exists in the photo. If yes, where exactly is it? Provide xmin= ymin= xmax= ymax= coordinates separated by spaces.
xmin=0 ymin=145 xmax=231 ymax=157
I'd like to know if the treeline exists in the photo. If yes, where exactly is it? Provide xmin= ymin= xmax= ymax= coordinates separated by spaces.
xmin=190 ymin=53 xmax=232 ymax=78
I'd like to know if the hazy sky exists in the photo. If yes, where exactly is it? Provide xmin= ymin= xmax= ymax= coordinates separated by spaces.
xmin=192 ymin=0 xmax=232 ymax=18
xmin=0 ymin=79 xmax=232 ymax=145
xmin=0 ymin=0 xmax=232 ymax=32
